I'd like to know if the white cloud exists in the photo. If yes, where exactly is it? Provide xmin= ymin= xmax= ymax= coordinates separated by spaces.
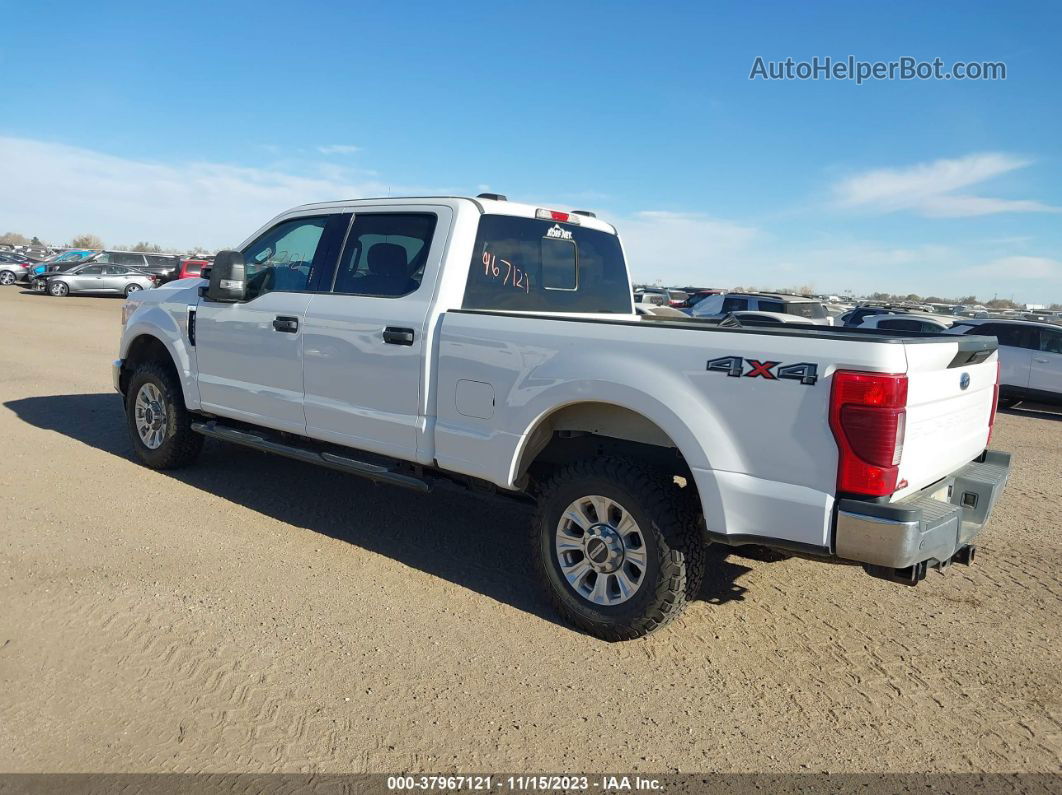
xmin=316 ymin=144 xmax=360 ymax=155
xmin=0 ymin=136 xmax=435 ymax=249
xmin=617 ymin=211 xmax=759 ymax=286
xmin=963 ymin=256 xmax=1062 ymax=280
xmin=833 ymin=153 xmax=1060 ymax=217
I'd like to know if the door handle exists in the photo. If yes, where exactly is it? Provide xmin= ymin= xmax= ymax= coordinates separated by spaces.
xmin=382 ymin=326 xmax=415 ymax=346
xmin=1034 ymin=357 xmax=1049 ymax=363
xmin=273 ymin=316 xmax=299 ymax=333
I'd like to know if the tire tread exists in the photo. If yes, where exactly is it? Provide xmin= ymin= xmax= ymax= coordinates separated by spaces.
xmin=532 ymin=457 xmax=705 ymax=641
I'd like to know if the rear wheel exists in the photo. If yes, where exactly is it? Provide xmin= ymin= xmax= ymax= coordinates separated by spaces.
xmin=124 ymin=283 xmax=143 ymax=297
xmin=0 ymin=270 xmax=15 ymax=286
xmin=49 ymin=281 xmax=69 ymax=297
xmin=125 ymin=361 xmax=203 ymax=469
xmin=532 ymin=457 xmax=704 ymax=641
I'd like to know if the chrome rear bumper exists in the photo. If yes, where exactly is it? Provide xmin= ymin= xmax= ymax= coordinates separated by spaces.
xmin=835 ymin=450 xmax=1011 ymax=583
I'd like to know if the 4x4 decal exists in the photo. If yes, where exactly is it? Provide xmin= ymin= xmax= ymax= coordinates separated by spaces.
xmin=706 ymin=356 xmax=818 ymax=385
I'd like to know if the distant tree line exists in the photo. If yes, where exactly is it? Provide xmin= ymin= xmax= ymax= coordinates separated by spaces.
xmin=2 ymin=231 xmax=209 ymax=255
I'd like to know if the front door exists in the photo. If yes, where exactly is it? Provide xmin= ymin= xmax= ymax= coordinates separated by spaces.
xmin=69 ymin=264 xmax=106 ymax=292
xmin=194 ymin=212 xmax=349 ymax=434
xmin=302 ymin=207 xmax=451 ymax=461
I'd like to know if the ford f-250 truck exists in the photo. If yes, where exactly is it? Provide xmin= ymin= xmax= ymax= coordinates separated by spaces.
xmin=114 ymin=195 xmax=1011 ymax=640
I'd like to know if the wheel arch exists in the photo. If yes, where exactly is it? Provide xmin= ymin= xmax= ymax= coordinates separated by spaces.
xmin=118 ymin=331 xmax=198 ymax=410
xmin=510 ymin=399 xmax=706 ymax=491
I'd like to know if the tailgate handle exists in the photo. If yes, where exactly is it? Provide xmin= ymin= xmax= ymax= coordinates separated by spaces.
xmin=383 ymin=327 xmax=415 ymax=346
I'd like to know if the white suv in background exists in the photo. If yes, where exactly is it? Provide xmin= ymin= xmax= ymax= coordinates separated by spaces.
xmin=691 ymin=292 xmax=833 ymax=325
xmin=948 ymin=319 xmax=1062 ymax=406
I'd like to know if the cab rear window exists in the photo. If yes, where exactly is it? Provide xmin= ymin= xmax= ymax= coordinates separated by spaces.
xmin=461 ymin=215 xmax=631 ymax=313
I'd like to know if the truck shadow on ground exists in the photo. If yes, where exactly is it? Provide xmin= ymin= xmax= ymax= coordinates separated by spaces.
xmin=5 ymin=393 xmax=755 ymax=633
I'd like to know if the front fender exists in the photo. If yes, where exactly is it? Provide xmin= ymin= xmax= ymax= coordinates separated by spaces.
xmin=121 ymin=303 xmax=200 ymax=410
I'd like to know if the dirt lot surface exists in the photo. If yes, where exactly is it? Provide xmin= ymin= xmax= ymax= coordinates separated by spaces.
xmin=0 ymin=286 xmax=1059 ymax=775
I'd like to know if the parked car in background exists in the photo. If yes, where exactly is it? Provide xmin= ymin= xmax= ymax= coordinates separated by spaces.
xmin=44 ymin=262 xmax=157 ymax=297
xmin=1020 ymin=311 xmax=1053 ymax=323
xmin=95 ymin=251 xmax=182 ymax=284
xmin=634 ymin=288 xmax=688 ymax=307
xmin=0 ymin=257 xmax=34 ymax=285
xmin=634 ymin=304 xmax=688 ymax=318
xmin=0 ymin=250 xmax=42 ymax=266
xmin=947 ymin=319 xmax=1062 ymax=406
xmin=177 ymin=257 xmax=212 ymax=280
xmin=857 ymin=314 xmax=954 ymax=333
xmin=841 ymin=305 xmax=899 ymax=327
xmin=691 ymin=292 xmax=833 ymax=325
xmin=633 ymin=288 xmax=668 ymax=307
xmin=27 ymin=249 xmax=100 ymax=289
xmin=722 ymin=310 xmax=815 ymax=325
xmin=682 ymin=289 xmax=725 ymax=309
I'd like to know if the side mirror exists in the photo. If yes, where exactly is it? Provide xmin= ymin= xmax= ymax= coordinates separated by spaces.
xmin=206 ymin=250 xmax=246 ymax=302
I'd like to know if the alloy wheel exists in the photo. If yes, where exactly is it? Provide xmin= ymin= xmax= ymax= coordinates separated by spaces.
xmin=555 ymin=495 xmax=648 ymax=606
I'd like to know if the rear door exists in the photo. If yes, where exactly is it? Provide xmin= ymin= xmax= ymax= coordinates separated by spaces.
xmin=1030 ymin=327 xmax=1062 ymax=396
xmin=302 ymin=206 xmax=451 ymax=461
xmin=194 ymin=213 xmax=349 ymax=434
xmin=100 ymin=265 xmax=130 ymax=292
xmin=976 ymin=323 xmax=1035 ymax=388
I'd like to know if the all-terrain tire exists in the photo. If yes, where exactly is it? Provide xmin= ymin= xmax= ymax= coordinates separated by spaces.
xmin=125 ymin=361 xmax=204 ymax=469
xmin=532 ymin=457 xmax=705 ymax=641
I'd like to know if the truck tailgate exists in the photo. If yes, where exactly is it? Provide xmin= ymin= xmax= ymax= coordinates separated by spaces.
xmin=896 ymin=339 xmax=997 ymax=499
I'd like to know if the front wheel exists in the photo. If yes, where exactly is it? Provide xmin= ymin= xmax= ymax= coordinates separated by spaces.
xmin=532 ymin=457 xmax=704 ymax=641
xmin=0 ymin=270 xmax=15 ymax=286
xmin=49 ymin=281 xmax=69 ymax=296
xmin=125 ymin=362 xmax=203 ymax=469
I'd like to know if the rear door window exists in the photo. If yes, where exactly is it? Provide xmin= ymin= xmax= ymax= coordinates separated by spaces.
xmin=878 ymin=318 xmax=925 ymax=332
xmin=1039 ymin=329 xmax=1062 ymax=354
xmin=331 ymin=213 xmax=438 ymax=297
xmin=982 ymin=323 xmax=1038 ymax=350
xmin=462 ymin=216 xmax=630 ymax=313
xmin=113 ymin=253 xmax=147 ymax=267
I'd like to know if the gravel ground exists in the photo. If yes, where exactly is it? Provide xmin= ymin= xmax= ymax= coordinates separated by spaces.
xmin=0 ymin=286 xmax=1059 ymax=774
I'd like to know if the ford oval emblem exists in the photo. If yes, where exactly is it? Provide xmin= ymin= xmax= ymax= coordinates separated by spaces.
xmin=960 ymin=372 xmax=971 ymax=390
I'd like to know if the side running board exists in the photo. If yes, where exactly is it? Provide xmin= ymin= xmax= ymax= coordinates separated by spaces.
xmin=190 ymin=421 xmax=431 ymax=493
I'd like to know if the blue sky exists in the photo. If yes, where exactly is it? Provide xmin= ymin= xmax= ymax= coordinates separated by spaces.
xmin=1 ymin=0 xmax=1059 ymax=302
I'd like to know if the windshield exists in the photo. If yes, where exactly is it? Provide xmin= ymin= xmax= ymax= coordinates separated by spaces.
xmin=462 ymin=215 xmax=631 ymax=313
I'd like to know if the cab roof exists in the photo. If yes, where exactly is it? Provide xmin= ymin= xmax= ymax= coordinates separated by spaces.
xmin=289 ymin=195 xmax=618 ymax=234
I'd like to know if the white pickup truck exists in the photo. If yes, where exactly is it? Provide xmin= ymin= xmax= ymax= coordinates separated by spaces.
xmin=114 ymin=195 xmax=1011 ymax=640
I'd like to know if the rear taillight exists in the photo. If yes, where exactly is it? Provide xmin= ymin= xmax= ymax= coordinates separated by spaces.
xmin=987 ymin=359 xmax=1000 ymax=444
xmin=829 ymin=371 xmax=908 ymax=497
